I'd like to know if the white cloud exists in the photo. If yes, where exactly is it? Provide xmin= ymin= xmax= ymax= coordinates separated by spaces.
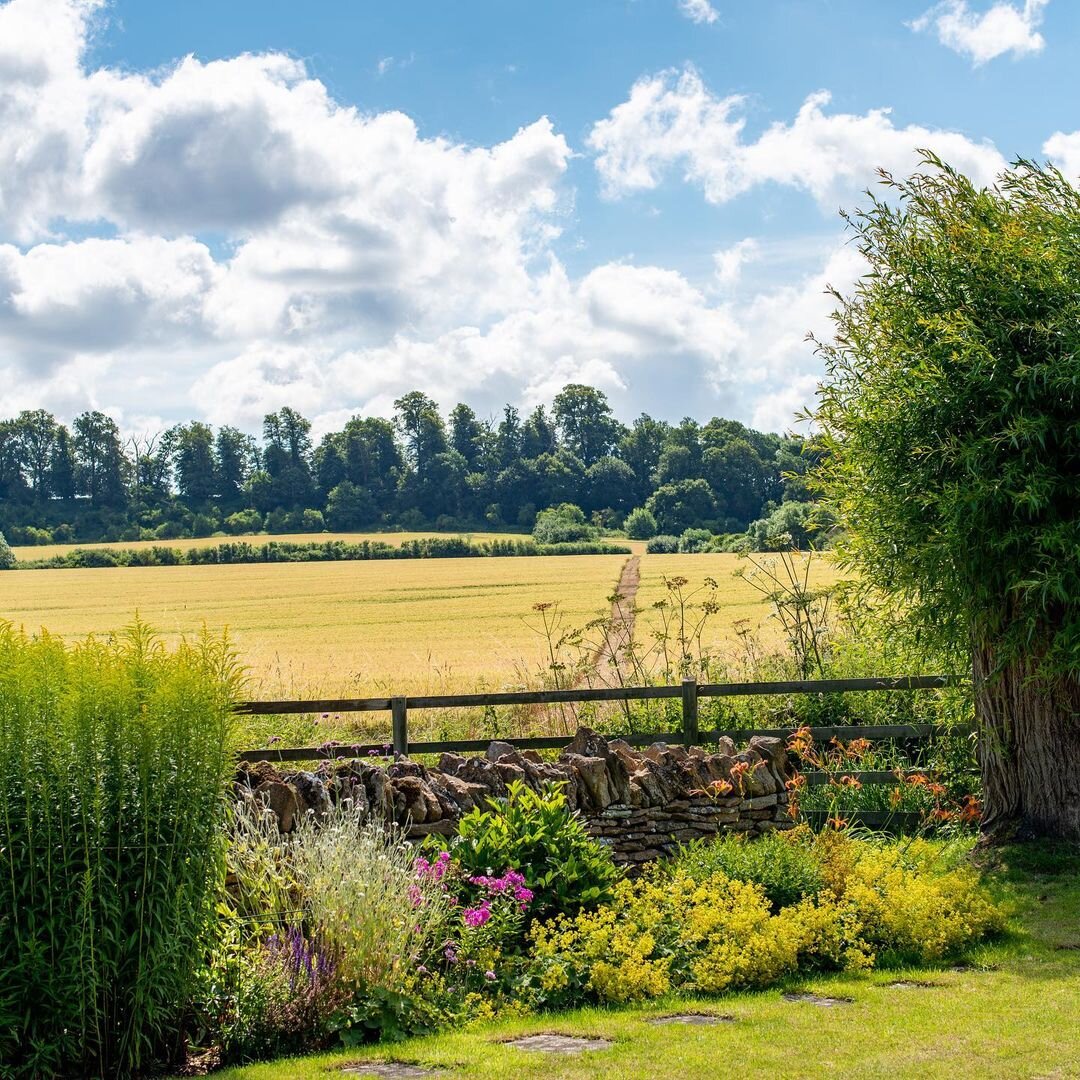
xmin=678 ymin=0 xmax=719 ymax=26
xmin=588 ymin=66 xmax=1005 ymax=208
xmin=1042 ymin=128 xmax=1080 ymax=180
xmin=713 ymin=238 xmax=759 ymax=288
xmin=910 ymin=0 xmax=1049 ymax=66
xmin=0 ymin=236 xmax=217 ymax=362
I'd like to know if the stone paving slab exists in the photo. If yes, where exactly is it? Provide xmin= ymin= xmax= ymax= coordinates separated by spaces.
xmin=341 ymin=1064 xmax=440 ymax=1077
xmin=646 ymin=1013 xmax=735 ymax=1025
xmin=783 ymin=991 xmax=853 ymax=1007
xmin=505 ymin=1034 xmax=614 ymax=1054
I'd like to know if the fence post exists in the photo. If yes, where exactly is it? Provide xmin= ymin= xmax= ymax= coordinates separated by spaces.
xmin=681 ymin=678 xmax=698 ymax=748
xmin=392 ymin=696 xmax=408 ymax=756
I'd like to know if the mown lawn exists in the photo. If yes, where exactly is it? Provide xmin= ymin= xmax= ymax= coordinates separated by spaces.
xmin=210 ymin=843 xmax=1080 ymax=1080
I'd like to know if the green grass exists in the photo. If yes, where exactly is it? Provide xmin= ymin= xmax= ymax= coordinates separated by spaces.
xmin=205 ymin=843 xmax=1080 ymax=1080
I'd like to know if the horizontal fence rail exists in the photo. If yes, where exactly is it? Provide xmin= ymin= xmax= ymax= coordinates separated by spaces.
xmin=235 ymin=674 xmax=967 ymax=763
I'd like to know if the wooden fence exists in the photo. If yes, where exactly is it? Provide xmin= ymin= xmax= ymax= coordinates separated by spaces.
xmin=236 ymin=674 xmax=966 ymax=757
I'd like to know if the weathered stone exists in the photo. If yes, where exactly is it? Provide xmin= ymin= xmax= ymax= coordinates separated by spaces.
xmin=485 ymin=740 xmax=519 ymax=762
xmin=405 ymin=819 xmax=455 ymax=837
xmin=285 ymin=771 xmax=332 ymax=820
xmin=565 ymin=753 xmax=613 ymax=810
xmin=437 ymin=752 xmax=466 ymax=775
xmin=429 ymin=773 xmax=488 ymax=814
xmin=240 ymin=760 xmax=285 ymax=788
xmin=506 ymin=1034 xmax=613 ymax=1054
xmin=388 ymin=760 xmax=428 ymax=780
xmin=741 ymin=794 xmax=779 ymax=811
xmin=254 ymin=780 xmax=299 ymax=832
xmin=495 ymin=762 xmax=527 ymax=787
xmin=241 ymin=725 xmax=796 ymax=871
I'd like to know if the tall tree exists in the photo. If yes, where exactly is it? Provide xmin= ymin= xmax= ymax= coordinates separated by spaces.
xmin=521 ymin=405 xmax=558 ymax=459
xmin=702 ymin=438 xmax=768 ymax=528
xmin=15 ymin=410 xmax=57 ymax=499
xmin=0 ymin=421 xmax=26 ymax=502
xmin=449 ymin=403 xmax=487 ymax=471
xmin=552 ymin=384 xmax=622 ymax=467
xmin=494 ymin=405 xmax=523 ymax=470
xmin=215 ymin=426 xmax=256 ymax=504
xmin=394 ymin=391 xmax=447 ymax=470
xmin=72 ymin=411 xmax=127 ymax=507
xmin=262 ymin=408 xmax=314 ymax=508
xmin=170 ymin=422 xmax=217 ymax=504
xmin=618 ymin=414 xmax=669 ymax=503
xmin=814 ymin=155 xmax=1080 ymax=840
xmin=49 ymin=426 xmax=77 ymax=502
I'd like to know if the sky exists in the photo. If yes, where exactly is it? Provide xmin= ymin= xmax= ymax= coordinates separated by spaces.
xmin=1 ymin=0 xmax=1077 ymax=438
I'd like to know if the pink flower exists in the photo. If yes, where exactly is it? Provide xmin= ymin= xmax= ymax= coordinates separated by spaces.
xmin=463 ymin=901 xmax=492 ymax=928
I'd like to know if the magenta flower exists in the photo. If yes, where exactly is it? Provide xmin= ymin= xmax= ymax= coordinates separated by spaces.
xmin=463 ymin=901 xmax=492 ymax=928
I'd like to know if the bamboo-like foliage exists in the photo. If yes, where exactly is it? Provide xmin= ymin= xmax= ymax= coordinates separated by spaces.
xmin=0 ymin=621 xmax=239 ymax=1077
xmin=812 ymin=154 xmax=1080 ymax=673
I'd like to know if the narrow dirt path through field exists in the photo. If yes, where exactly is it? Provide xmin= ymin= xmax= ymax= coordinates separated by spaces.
xmin=592 ymin=555 xmax=641 ymax=687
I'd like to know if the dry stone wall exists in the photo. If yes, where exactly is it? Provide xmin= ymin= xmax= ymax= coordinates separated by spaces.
xmin=236 ymin=726 xmax=794 ymax=867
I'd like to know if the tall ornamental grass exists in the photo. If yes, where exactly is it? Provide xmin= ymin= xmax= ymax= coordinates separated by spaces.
xmin=0 ymin=621 xmax=239 ymax=1078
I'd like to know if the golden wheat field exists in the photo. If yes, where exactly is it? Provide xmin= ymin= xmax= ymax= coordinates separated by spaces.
xmin=3 ymin=549 xmax=839 ymax=694
xmin=1 ymin=555 xmax=628 ymax=699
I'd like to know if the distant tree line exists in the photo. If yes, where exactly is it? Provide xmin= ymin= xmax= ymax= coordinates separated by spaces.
xmin=0 ymin=384 xmax=823 ymax=546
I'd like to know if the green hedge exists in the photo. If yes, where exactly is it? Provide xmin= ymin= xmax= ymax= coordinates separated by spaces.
xmin=11 ymin=537 xmax=631 ymax=570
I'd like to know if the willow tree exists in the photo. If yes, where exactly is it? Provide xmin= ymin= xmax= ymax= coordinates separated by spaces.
xmin=814 ymin=155 xmax=1080 ymax=840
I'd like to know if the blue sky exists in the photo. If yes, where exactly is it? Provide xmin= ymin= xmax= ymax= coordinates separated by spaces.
xmin=0 ymin=0 xmax=1074 ymax=436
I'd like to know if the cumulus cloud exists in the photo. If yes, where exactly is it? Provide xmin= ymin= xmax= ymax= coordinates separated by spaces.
xmin=910 ymin=1 xmax=1049 ymax=66
xmin=588 ymin=66 xmax=1005 ymax=207
xmin=1042 ymin=128 xmax=1080 ymax=181
xmin=0 ymin=236 xmax=217 ymax=364
xmin=678 ymin=0 xmax=720 ymax=26
xmin=0 ymin=0 xmax=886 ymax=435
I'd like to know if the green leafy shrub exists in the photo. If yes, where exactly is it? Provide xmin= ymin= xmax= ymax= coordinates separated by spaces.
xmin=646 ymin=533 xmax=679 ymax=554
xmin=0 ymin=622 xmax=238 ymax=1078
xmin=678 ymin=527 xmax=714 ymax=553
xmin=671 ymin=827 xmax=825 ymax=910
xmin=439 ymin=781 xmax=619 ymax=919
xmin=531 ymin=503 xmax=595 ymax=545
xmin=624 ymin=507 xmax=658 ymax=539
xmin=0 ymin=531 xmax=14 ymax=568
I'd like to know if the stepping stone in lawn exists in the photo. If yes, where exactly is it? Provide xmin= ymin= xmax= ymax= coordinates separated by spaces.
xmin=885 ymin=980 xmax=941 ymax=989
xmin=647 ymin=1013 xmax=735 ymax=1026
xmin=341 ymin=1065 xmax=440 ymax=1077
xmin=783 ymin=992 xmax=852 ymax=1007
xmin=506 ymin=1034 xmax=613 ymax=1054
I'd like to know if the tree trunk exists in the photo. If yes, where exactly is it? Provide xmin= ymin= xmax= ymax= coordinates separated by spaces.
xmin=973 ymin=643 xmax=1080 ymax=840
